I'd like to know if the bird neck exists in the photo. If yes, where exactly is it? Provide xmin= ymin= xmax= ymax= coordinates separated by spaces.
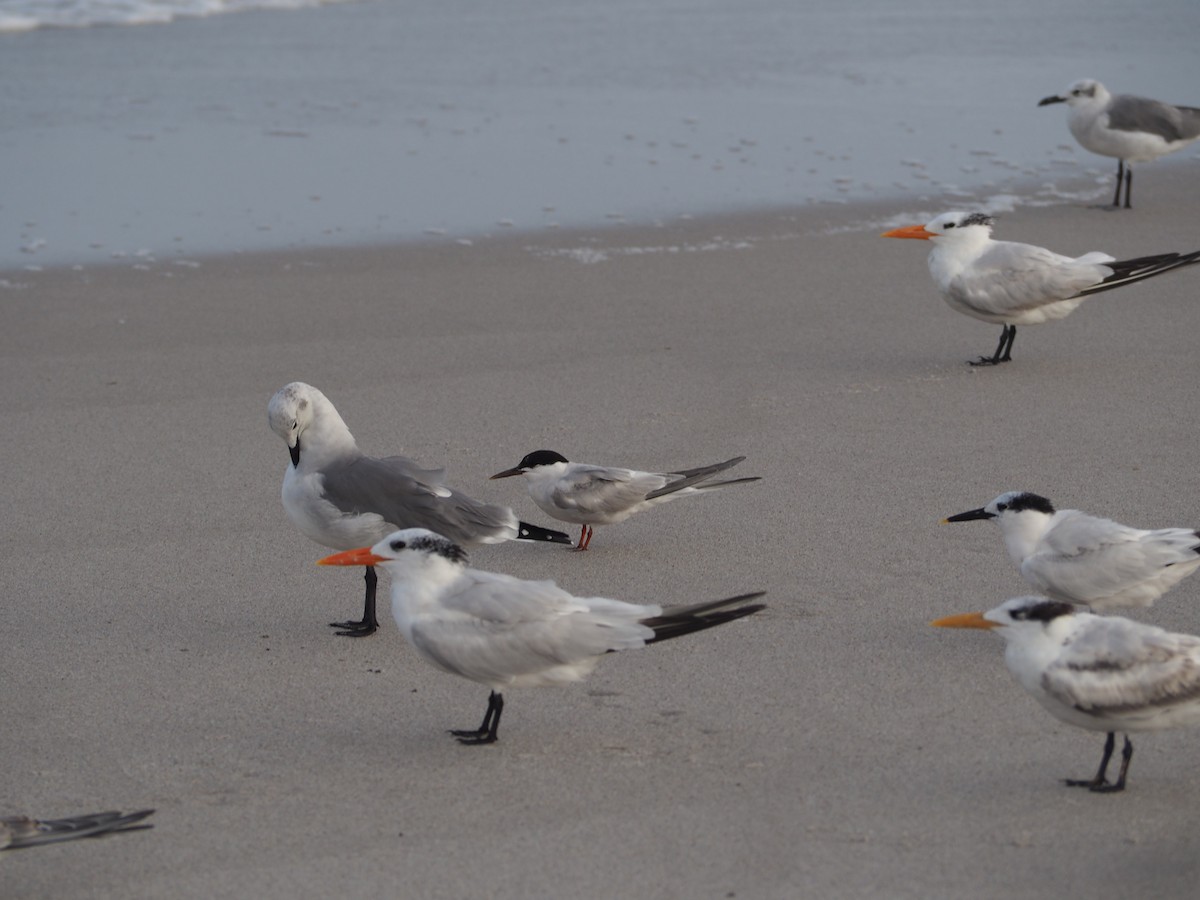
xmin=1001 ymin=512 xmax=1053 ymax=566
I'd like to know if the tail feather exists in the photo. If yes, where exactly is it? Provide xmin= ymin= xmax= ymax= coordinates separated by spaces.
xmin=645 ymin=456 xmax=758 ymax=500
xmin=642 ymin=591 xmax=766 ymax=644
xmin=516 ymin=521 xmax=573 ymax=545
xmin=1080 ymin=249 xmax=1200 ymax=297
xmin=3 ymin=809 xmax=155 ymax=849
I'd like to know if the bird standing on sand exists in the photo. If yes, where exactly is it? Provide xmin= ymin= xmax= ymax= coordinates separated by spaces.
xmin=882 ymin=211 xmax=1200 ymax=365
xmin=268 ymin=383 xmax=570 ymax=637
xmin=490 ymin=450 xmax=761 ymax=550
xmin=943 ymin=491 xmax=1200 ymax=610
xmin=1038 ymin=79 xmax=1200 ymax=208
xmin=319 ymin=528 xmax=766 ymax=744
xmin=933 ymin=596 xmax=1200 ymax=792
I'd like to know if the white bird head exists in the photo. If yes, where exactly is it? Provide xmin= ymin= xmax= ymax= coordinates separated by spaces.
xmin=943 ymin=491 xmax=1056 ymax=527
xmin=267 ymin=381 xmax=354 ymax=468
xmin=490 ymin=449 xmax=570 ymax=480
xmin=1037 ymin=78 xmax=1109 ymax=111
xmin=880 ymin=211 xmax=995 ymax=243
xmin=931 ymin=595 xmax=1077 ymax=640
xmin=317 ymin=528 xmax=470 ymax=576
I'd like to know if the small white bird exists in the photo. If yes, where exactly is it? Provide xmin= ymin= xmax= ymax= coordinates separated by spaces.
xmin=1 ymin=809 xmax=154 ymax=850
xmin=882 ymin=211 xmax=1200 ymax=364
xmin=1038 ymin=79 xmax=1200 ymax=208
xmin=489 ymin=450 xmax=761 ymax=550
xmin=268 ymin=383 xmax=571 ymax=636
xmin=943 ymin=491 xmax=1200 ymax=610
xmin=933 ymin=595 xmax=1200 ymax=792
xmin=319 ymin=528 xmax=766 ymax=744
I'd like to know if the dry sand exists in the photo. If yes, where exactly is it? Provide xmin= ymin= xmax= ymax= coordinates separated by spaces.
xmin=3 ymin=166 xmax=1200 ymax=897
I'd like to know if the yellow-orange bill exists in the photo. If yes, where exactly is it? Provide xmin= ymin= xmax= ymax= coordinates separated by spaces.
xmin=930 ymin=612 xmax=996 ymax=630
xmin=318 ymin=547 xmax=388 ymax=567
xmin=880 ymin=224 xmax=933 ymax=240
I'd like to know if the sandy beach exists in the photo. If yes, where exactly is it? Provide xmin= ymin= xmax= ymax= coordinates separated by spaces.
xmin=3 ymin=156 xmax=1200 ymax=896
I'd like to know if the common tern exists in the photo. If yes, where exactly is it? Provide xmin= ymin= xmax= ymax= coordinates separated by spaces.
xmin=268 ymin=383 xmax=571 ymax=636
xmin=933 ymin=595 xmax=1200 ymax=792
xmin=1 ymin=809 xmax=154 ymax=850
xmin=882 ymin=211 xmax=1200 ymax=365
xmin=944 ymin=491 xmax=1200 ymax=610
xmin=490 ymin=451 xmax=761 ymax=550
xmin=319 ymin=528 xmax=766 ymax=744
xmin=1038 ymin=79 xmax=1200 ymax=208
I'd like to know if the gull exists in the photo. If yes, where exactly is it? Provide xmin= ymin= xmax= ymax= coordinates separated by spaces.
xmin=944 ymin=491 xmax=1200 ymax=610
xmin=1038 ymin=79 xmax=1200 ymax=208
xmin=1 ymin=809 xmax=154 ymax=850
xmin=933 ymin=595 xmax=1200 ymax=792
xmin=319 ymin=528 xmax=766 ymax=744
xmin=882 ymin=211 xmax=1200 ymax=364
xmin=268 ymin=382 xmax=571 ymax=637
xmin=489 ymin=450 xmax=761 ymax=549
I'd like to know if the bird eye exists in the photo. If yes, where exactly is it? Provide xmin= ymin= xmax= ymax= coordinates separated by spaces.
xmin=389 ymin=539 xmax=406 ymax=552
xmin=944 ymin=222 xmax=955 ymax=229
xmin=996 ymin=503 xmax=1008 ymax=512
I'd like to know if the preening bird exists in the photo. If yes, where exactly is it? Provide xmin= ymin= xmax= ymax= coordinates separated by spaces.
xmin=944 ymin=491 xmax=1200 ymax=610
xmin=882 ymin=211 xmax=1200 ymax=364
xmin=933 ymin=596 xmax=1200 ymax=792
xmin=319 ymin=528 xmax=766 ymax=744
xmin=268 ymin=382 xmax=570 ymax=636
xmin=1038 ymin=79 xmax=1200 ymax=208
xmin=490 ymin=450 xmax=761 ymax=550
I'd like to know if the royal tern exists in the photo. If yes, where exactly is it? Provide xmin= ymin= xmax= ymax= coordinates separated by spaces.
xmin=1 ymin=809 xmax=154 ymax=850
xmin=490 ymin=451 xmax=761 ymax=550
xmin=319 ymin=528 xmax=766 ymax=744
xmin=933 ymin=595 xmax=1200 ymax=792
xmin=268 ymin=383 xmax=571 ymax=637
xmin=1038 ymin=79 xmax=1200 ymax=208
xmin=882 ymin=211 xmax=1200 ymax=364
xmin=944 ymin=491 xmax=1200 ymax=610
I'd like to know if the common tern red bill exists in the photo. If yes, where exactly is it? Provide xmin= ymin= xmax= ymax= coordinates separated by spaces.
xmin=1038 ymin=79 xmax=1200 ymax=209
xmin=490 ymin=451 xmax=761 ymax=550
xmin=268 ymin=383 xmax=571 ymax=637
xmin=882 ymin=212 xmax=1200 ymax=365
xmin=1 ymin=809 xmax=154 ymax=850
xmin=933 ymin=596 xmax=1200 ymax=792
xmin=319 ymin=528 xmax=766 ymax=744
xmin=944 ymin=491 xmax=1200 ymax=610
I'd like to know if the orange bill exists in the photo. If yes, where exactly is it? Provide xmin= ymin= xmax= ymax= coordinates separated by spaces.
xmin=930 ymin=611 xmax=996 ymax=629
xmin=318 ymin=547 xmax=388 ymax=567
xmin=881 ymin=224 xmax=933 ymax=240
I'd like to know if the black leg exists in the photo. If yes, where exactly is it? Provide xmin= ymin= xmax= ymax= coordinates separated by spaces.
xmin=1112 ymin=160 xmax=1124 ymax=207
xmin=970 ymin=324 xmax=1016 ymax=366
xmin=450 ymin=691 xmax=505 ymax=745
xmin=329 ymin=565 xmax=380 ymax=637
xmin=1123 ymin=164 xmax=1133 ymax=209
xmin=1065 ymin=731 xmax=1116 ymax=790
xmin=1090 ymin=736 xmax=1134 ymax=793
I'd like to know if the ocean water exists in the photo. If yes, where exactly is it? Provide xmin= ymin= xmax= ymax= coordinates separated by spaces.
xmin=1 ymin=0 xmax=1198 ymax=268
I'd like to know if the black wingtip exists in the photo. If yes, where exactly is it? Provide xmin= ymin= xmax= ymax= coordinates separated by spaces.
xmin=643 ymin=591 xmax=767 ymax=644
xmin=516 ymin=522 xmax=574 ymax=545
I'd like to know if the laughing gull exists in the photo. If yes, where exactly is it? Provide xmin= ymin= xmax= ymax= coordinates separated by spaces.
xmin=882 ymin=211 xmax=1200 ymax=364
xmin=943 ymin=491 xmax=1200 ymax=610
xmin=268 ymin=382 xmax=571 ymax=637
xmin=1038 ymin=79 xmax=1200 ymax=208
xmin=489 ymin=451 xmax=761 ymax=550
xmin=319 ymin=528 xmax=766 ymax=744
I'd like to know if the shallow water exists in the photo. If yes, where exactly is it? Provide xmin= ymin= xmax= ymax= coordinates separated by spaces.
xmin=1 ymin=0 xmax=1197 ymax=267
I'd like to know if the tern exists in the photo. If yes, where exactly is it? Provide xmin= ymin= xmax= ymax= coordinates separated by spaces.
xmin=933 ymin=596 xmax=1200 ymax=792
xmin=944 ymin=491 xmax=1200 ymax=610
xmin=882 ymin=211 xmax=1200 ymax=365
xmin=489 ymin=450 xmax=761 ymax=550
xmin=319 ymin=528 xmax=766 ymax=744
xmin=268 ymin=383 xmax=571 ymax=637
xmin=1 ymin=809 xmax=154 ymax=850
xmin=1038 ymin=79 xmax=1200 ymax=208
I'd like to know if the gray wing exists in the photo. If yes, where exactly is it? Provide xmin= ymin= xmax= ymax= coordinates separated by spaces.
xmin=1043 ymin=620 xmax=1200 ymax=715
xmin=321 ymin=454 xmax=516 ymax=543
xmin=549 ymin=465 xmax=667 ymax=514
xmin=949 ymin=241 xmax=1110 ymax=313
xmin=1108 ymin=94 xmax=1200 ymax=143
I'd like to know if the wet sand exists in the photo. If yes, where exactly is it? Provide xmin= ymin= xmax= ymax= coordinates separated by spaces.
xmin=3 ymin=165 xmax=1200 ymax=897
